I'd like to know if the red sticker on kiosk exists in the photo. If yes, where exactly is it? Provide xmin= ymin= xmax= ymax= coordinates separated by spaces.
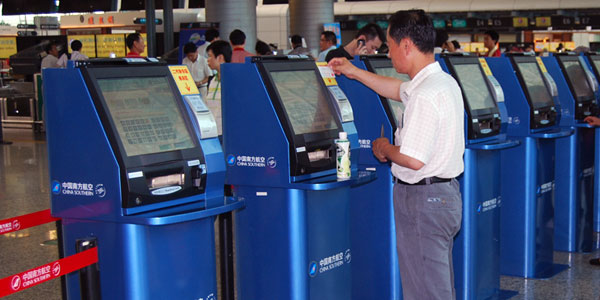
xmin=316 ymin=62 xmax=338 ymax=86
xmin=168 ymin=66 xmax=200 ymax=95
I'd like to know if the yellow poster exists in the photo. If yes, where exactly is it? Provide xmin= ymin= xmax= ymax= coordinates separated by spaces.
xmin=316 ymin=62 xmax=338 ymax=86
xmin=96 ymin=34 xmax=126 ymax=58
xmin=0 ymin=37 xmax=17 ymax=59
xmin=140 ymin=33 xmax=148 ymax=57
xmin=469 ymin=42 xmax=485 ymax=54
xmin=536 ymin=17 xmax=551 ymax=27
xmin=67 ymin=35 xmax=96 ymax=58
xmin=478 ymin=58 xmax=493 ymax=76
xmin=513 ymin=17 xmax=528 ymax=28
xmin=168 ymin=66 xmax=200 ymax=95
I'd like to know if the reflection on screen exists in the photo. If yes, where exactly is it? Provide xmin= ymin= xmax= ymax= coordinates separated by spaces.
xmin=516 ymin=62 xmax=554 ymax=109
xmin=270 ymin=71 xmax=338 ymax=135
xmin=98 ymin=77 xmax=194 ymax=157
xmin=453 ymin=64 xmax=496 ymax=110
xmin=594 ymin=58 xmax=600 ymax=78
xmin=562 ymin=60 xmax=594 ymax=99
xmin=374 ymin=67 xmax=408 ymax=125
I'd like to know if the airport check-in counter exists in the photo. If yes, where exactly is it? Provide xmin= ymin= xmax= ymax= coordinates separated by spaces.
xmin=334 ymin=54 xmax=405 ymax=300
xmin=438 ymin=54 xmax=519 ymax=299
xmin=44 ymin=58 xmax=242 ymax=299
xmin=542 ymin=53 xmax=599 ymax=252
xmin=221 ymin=56 xmax=374 ymax=300
xmin=486 ymin=54 xmax=572 ymax=278
xmin=583 ymin=52 xmax=600 ymax=241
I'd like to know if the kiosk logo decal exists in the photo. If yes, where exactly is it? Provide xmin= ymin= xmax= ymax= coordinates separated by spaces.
xmin=207 ymin=293 xmax=215 ymax=300
xmin=358 ymin=139 xmax=371 ymax=149
xmin=11 ymin=275 xmax=21 ymax=291
xmin=52 ymin=262 xmax=61 ymax=276
xmin=51 ymin=180 xmax=61 ymax=195
xmin=477 ymin=197 xmax=500 ymax=214
xmin=227 ymin=155 xmax=236 ymax=166
xmin=12 ymin=220 xmax=20 ymax=231
xmin=538 ymin=181 xmax=554 ymax=194
xmin=311 ymin=248 xmax=351 ymax=277
xmin=95 ymin=184 xmax=106 ymax=198
xmin=267 ymin=157 xmax=277 ymax=168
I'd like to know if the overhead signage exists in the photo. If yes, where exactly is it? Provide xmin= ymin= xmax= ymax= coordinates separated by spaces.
xmin=433 ymin=19 xmax=446 ymax=29
xmin=536 ymin=17 xmax=551 ymax=27
xmin=513 ymin=17 xmax=528 ymax=28
xmin=452 ymin=19 xmax=467 ymax=28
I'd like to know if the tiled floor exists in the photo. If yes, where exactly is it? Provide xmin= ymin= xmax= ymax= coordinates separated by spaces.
xmin=1 ymin=127 xmax=600 ymax=300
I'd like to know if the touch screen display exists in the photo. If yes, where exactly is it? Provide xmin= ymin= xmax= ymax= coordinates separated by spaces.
xmin=562 ymin=60 xmax=594 ymax=99
xmin=374 ymin=67 xmax=409 ymax=125
xmin=453 ymin=64 xmax=496 ymax=110
xmin=516 ymin=62 xmax=555 ymax=109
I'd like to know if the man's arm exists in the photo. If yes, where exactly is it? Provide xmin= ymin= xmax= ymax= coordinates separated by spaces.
xmin=328 ymin=57 xmax=403 ymax=101
xmin=372 ymin=137 xmax=424 ymax=170
xmin=585 ymin=116 xmax=600 ymax=126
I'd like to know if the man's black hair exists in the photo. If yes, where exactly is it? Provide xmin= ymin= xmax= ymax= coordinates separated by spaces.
xmin=321 ymin=31 xmax=337 ymax=45
xmin=291 ymin=35 xmax=302 ymax=47
xmin=207 ymin=40 xmax=232 ymax=63
xmin=71 ymin=40 xmax=82 ymax=52
xmin=255 ymin=40 xmax=271 ymax=55
xmin=484 ymin=30 xmax=499 ymax=43
xmin=451 ymin=40 xmax=461 ymax=50
xmin=229 ymin=29 xmax=246 ymax=46
xmin=388 ymin=10 xmax=435 ymax=54
xmin=355 ymin=23 xmax=386 ymax=43
xmin=434 ymin=29 xmax=448 ymax=47
xmin=183 ymin=42 xmax=198 ymax=54
xmin=45 ymin=41 xmax=58 ymax=53
xmin=205 ymin=28 xmax=219 ymax=42
xmin=126 ymin=33 xmax=142 ymax=50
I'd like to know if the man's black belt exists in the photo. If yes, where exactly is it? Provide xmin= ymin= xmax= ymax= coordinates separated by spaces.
xmin=394 ymin=176 xmax=453 ymax=185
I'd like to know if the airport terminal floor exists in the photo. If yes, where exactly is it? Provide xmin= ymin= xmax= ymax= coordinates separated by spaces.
xmin=0 ymin=127 xmax=599 ymax=300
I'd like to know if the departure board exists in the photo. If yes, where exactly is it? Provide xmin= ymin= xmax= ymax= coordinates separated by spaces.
xmin=562 ymin=60 xmax=594 ymax=99
xmin=98 ymin=77 xmax=195 ymax=156
xmin=453 ymin=64 xmax=496 ymax=110
xmin=270 ymin=70 xmax=338 ymax=135
xmin=374 ymin=67 xmax=408 ymax=126
xmin=516 ymin=62 xmax=555 ymax=109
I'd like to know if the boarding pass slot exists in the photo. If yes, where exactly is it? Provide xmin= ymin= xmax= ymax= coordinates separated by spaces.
xmin=308 ymin=150 xmax=330 ymax=162
xmin=148 ymin=173 xmax=185 ymax=190
xmin=328 ymin=86 xmax=354 ymax=122
xmin=184 ymin=95 xmax=218 ymax=139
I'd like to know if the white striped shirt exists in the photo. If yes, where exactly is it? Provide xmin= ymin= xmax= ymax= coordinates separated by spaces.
xmin=391 ymin=61 xmax=465 ymax=183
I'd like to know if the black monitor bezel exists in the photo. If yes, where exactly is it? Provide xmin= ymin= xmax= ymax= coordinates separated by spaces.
xmin=80 ymin=65 xmax=203 ymax=169
xmin=510 ymin=56 xmax=556 ymax=110
xmin=361 ymin=56 xmax=405 ymax=133
xmin=587 ymin=54 xmax=600 ymax=80
xmin=555 ymin=54 xmax=595 ymax=103
xmin=256 ymin=60 xmax=343 ymax=176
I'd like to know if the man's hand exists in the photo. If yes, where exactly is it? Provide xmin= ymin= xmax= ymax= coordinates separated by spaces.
xmin=328 ymin=58 xmax=359 ymax=79
xmin=372 ymin=137 xmax=390 ymax=162
xmin=584 ymin=116 xmax=600 ymax=126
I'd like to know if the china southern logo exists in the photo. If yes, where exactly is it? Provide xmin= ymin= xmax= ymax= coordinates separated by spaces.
xmin=344 ymin=249 xmax=352 ymax=264
xmin=95 ymin=184 xmax=106 ymax=198
xmin=267 ymin=157 xmax=277 ymax=168
xmin=227 ymin=155 xmax=236 ymax=166
xmin=308 ymin=261 xmax=318 ymax=277
xmin=51 ymin=180 xmax=61 ymax=195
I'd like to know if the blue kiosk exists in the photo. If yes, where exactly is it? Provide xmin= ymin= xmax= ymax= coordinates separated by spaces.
xmin=221 ymin=56 xmax=374 ymax=300
xmin=583 ymin=52 xmax=600 ymax=243
xmin=437 ymin=54 xmax=520 ymax=299
xmin=486 ymin=54 xmax=572 ymax=278
xmin=334 ymin=55 xmax=407 ymax=300
xmin=541 ymin=53 xmax=599 ymax=252
xmin=44 ymin=58 xmax=242 ymax=299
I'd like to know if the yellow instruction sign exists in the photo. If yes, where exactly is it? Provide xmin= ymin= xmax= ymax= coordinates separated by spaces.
xmin=0 ymin=37 xmax=17 ymax=59
xmin=478 ymin=58 xmax=493 ymax=76
xmin=316 ymin=62 xmax=338 ymax=86
xmin=535 ymin=57 xmax=548 ymax=73
xmin=67 ymin=35 xmax=96 ymax=58
xmin=168 ymin=66 xmax=200 ymax=95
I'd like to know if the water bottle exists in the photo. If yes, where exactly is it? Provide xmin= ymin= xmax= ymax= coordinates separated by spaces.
xmin=336 ymin=131 xmax=351 ymax=179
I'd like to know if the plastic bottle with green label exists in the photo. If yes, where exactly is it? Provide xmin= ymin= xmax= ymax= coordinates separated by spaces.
xmin=336 ymin=131 xmax=351 ymax=179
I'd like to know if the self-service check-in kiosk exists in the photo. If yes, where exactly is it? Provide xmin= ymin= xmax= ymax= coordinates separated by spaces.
xmin=486 ymin=54 xmax=572 ymax=278
xmin=583 ymin=52 xmax=600 ymax=242
xmin=334 ymin=55 xmax=406 ymax=300
xmin=221 ymin=56 xmax=374 ymax=300
xmin=437 ymin=54 xmax=519 ymax=299
xmin=541 ymin=53 xmax=599 ymax=252
xmin=44 ymin=58 xmax=242 ymax=299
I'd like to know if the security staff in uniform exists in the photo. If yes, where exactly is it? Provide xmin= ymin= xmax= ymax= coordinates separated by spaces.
xmin=329 ymin=10 xmax=464 ymax=300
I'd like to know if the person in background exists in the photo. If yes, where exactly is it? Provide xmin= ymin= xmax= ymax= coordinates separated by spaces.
xmin=483 ymin=30 xmax=501 ymax=57
xmin=288 ymin=34 xmax=312 ymax=57
xmin=434 ymin=29 xmax=449 ymax=54
xmin=182 ymin=42 xmax=212 ymax=99
xmin=325 ymin=23 xmax=385 ymax=62
xmin=198 ymin=28 xmax=220 ymax=58
xmin=451 ymin=40 xmax=463 ymax=53
xmin=524 ymin=45 xmax=536 ymax=55
xmin=255 ymin=40 xmax=273 ymax=55
xmin=329 ymin=9 xmax=464 ymax=299
xmin=57 ymin=40 xmax=88 ymax=68
xmin=317 ymin=31 xmax=337 ymax=62
xmin=41 ymin=41 xmax=61 ymax=69
xmin=205 ymin=40 xmax=232 ymax=136
xmin=229 ymin=29 xmax=254 ymax=63
xmin=126 ymin=33 xmax=145 ymax=58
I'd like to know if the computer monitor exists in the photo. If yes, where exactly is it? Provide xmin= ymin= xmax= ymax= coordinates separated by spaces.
xmin=559 ymin=58 xmax=594 ymax=100
xmin=269 ymin=70 xmax=339 ymax=135
xmin=372 ymin=67 xmax=408 ymax=126
xmin=515 ymin=62 xmax=555 ymax=109
xmin=97 ymin=77 xmax=195 ymax=157
xmin=592 ymin=56 xmax=600 ymax=76
xmin=453 ymin=63 xmax=497 ymax=111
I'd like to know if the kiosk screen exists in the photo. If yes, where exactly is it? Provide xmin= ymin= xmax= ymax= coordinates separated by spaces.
xmin=593 ymin=57 xmax=600 ymax=75
xmin=270 ymin=70 xmax=338 ymax=135
xmin=516 ymin=62 xmax=554 ymax=108
xmin=98 ymin=77 xmax=195 ymax=157
xmin=374 ymin=67 xmax=409 ymax=125
xmin=561 ymin=60 xmax=594 ymax=99
xmin=453 ymin=64 xmax=496 ymax=110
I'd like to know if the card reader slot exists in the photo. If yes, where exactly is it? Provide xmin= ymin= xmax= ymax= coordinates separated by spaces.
xmin=148 ymin=173 xmax=185 ymax=189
